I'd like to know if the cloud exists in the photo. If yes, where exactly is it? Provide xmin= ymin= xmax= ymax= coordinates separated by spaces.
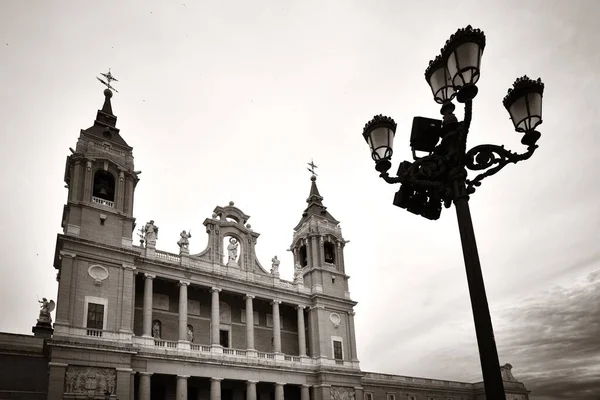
xmin=493 ymin=270 xmax=600 ymax=399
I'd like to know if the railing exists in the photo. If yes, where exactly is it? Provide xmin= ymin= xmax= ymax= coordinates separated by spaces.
xmin=154 ymin=339 xmax=178 ymax=348
xmin=235 ymin=349 xmax=247 ymax=356
xmin=86 ymin=328 xmax=103 ymax=337
xmin=92 ymin=196 xmax=114 ymax=207
xmin=223 ymin=348 xmax=235 ymax=355
xmin=155 ymin=250 xmax=181 ymax=262
xmin=257 ymin=352 xmax=275 ymax=360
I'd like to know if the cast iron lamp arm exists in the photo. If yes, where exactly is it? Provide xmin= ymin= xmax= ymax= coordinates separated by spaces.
xmin=464 ymin=142 xmax=538 ymax=193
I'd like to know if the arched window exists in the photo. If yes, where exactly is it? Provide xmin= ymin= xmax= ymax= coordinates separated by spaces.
xmin=299 ymin=245 xmax=308 ymax=267
xmin=324 ymin=241 xmax=336 ymax=264
xmin=92 ymin=170 xmax=115 ymax=203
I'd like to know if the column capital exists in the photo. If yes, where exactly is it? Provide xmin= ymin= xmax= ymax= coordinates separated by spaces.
xmin=348 ymin=310 xmax=356 ymax=316
xmin=275 ymin=382 xmax=286 ymax=387
xmin=270 ymin=300 xmax=282 ymax=305
xmin=122 ymin=263 xmax=136 ymax=271
xmin=144 ymin=273 xmax=156 ymax=280
xmin=246 ymin=380 xmax=259 ymax=384
xmin=301 ymin=384 xmax=312 ymax=388
xmin=211 ymin=377 xmax=224 ymax=381
xmin=244 ymin=294 xmax=255 ymax=300
xmin=59 ymin=250 xmax=77 ymax=259
xmin=177 ymin=375 xmax=190 ymax=379
xmin=211 ymin=287 xmax=222 ymax=293
xmin=116 ymin=368 xmax=133 ymax=373
xmin=296 ymin=305 xmax=306 ymax=310
xmin=178 ymin=280 xmax=190 ymax=286
xmin=139 ymin=371 xmax=154 ymax=376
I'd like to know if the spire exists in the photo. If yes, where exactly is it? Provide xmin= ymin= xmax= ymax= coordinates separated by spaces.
xmin=101 ymin=89 xmax=114 ymax=116
xmin=294 ymin=169 xmax=338 ymax=231
xmin=80 ymin=71 xmax=130 ymax=148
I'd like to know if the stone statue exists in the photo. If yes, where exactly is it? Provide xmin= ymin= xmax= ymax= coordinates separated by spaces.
xmin=143 ymin=220 xmax=159 ymax=244
xmin=38 ymin=297 xmax=55 ymax=323
xmin=177 ymin=230 xmax=192 ymax=250
xmin=501 ymin=363 xmax=517 ymax=381
xmin=152 ymin=321 xmax=161 ymax=339
xmin=271 ymin=256 xmax=280 ymax=277
xmin=293 ymin=263 xmax=304 ymax=284
xmin=227 ymin=238 xmax=238 ymax=265
xmin=187 ymin=325 xmax=194 ymax=342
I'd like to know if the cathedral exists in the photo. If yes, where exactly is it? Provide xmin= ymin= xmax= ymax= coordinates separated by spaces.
xmin=0 ymin=86 xmax=531 ymax=400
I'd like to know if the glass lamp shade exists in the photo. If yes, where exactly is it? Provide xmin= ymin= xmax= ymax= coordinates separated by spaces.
xmin=425 ymin=55 xmax=456 ymax=104
xmin=442 ymin=25 xmax=486 ymax=89
xmin=503 ymin=76 xmax=544 ymax=132
xmin=362 ymin=115 xmax=397 ymax=163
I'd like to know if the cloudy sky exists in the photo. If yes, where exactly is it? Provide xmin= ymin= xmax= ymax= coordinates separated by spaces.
xmin=1 ymin=0 xmax=599 ymax=399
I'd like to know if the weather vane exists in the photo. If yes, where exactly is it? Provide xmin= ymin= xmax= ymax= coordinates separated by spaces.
xmin=307 ymin=159 xmax=318 ymax=176
xmin=97 ymin=68 xmax=119 ymax=93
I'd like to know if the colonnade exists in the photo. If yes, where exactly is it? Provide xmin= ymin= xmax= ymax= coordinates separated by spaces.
xmin=141 ymin=274 xmax=307 ymax=356
xmin=138 ymin=373 xmax=311 ymax=400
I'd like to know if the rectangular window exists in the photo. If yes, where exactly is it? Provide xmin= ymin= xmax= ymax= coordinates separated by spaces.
xmin=266 ymin=313 xmax=273 ymax=327
xmin=365 ymin=393 xmax=374 ymax=400
xmin=387 ymin=394 xmax=396 ymax=400
xmin=86 ymin=303 xmax=105 ymax=330
xmin=407 ymin=396 xmax=417 ymax=400
xmin=219 ymin=330 xmax=230 ymax=348
xmin=333 ymin=340 xmax=343 ymax=360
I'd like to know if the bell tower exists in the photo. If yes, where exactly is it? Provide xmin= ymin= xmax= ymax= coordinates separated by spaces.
xmin=290 ymin=172 xmax=350 ymax=298
xmin=61 ymin=87 xmax=139 ymax=248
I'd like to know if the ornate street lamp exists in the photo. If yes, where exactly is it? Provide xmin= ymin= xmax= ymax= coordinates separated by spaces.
xmin=362 ymin=25 xmax=544 ymax=400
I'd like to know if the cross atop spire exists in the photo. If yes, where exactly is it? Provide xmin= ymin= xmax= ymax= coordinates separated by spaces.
xmin=97 ymin=69 xmax=119 ymax=93
xmin=307 ymin=159 xmax=318 ymax=177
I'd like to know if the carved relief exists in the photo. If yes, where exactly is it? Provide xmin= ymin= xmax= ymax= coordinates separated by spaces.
xmin=64 ymin=366 xmax=116 ymax=396
xmin=330 ymin=386 xmax=355 ymax=400
xmin=188 ymin=299 xmax=201 ymax=315
xmin=153 ymin=293 xmax=169 ymax=310
xmin=88 ymin=265 xmax=109 ymax=286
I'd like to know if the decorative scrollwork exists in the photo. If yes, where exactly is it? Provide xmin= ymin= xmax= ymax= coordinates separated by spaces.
xmin=465 ymin=144 xmax=537 ymax=191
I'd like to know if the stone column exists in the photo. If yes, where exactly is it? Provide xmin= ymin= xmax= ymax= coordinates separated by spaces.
xmin=245 ymin=295 xmax=255 ymax=350
xmin=271 ymin=300 xmax=282 ymax=353
xmin=117 ymin=170 xmax=125 ymax=212
xmin=120 ymin=263 xmax=136 ymax=333
xmin=210 ymin=378 xmax=223 ymax=400
xmin=354 ymin=387 xmax=364 ymax=400
xmin=246 ymin=380 xmax=258 ymax=400
xmin=319 ymin=236 xmax=325 ymax=265
xmin=47 ymin=362 xmax=67 ymax=400
xmin=275 ymin=383 xmax=285 ymax=400
xmin=211 ymin=288 xmax=221 ymax=346
xmin=116 ymin=368 xmax=132 ymax=400
xmin=70 ymin=159 xmax=82 ymax=202
xmin=142 ymin=274 xmax=155 ymax=337
xmin=348 ymin=311 xmax=359 ymax=361
xmin=178 ymin=281 xmax=190 ymax=342
xmin=301 ymin=385 xmax=311 ymax=400
xmin=139 ymin=372 xmax=153 ymax=400
xmin=296 ymin=305 xmax=307 ymax=357
xmin=55 ymin=251 xmax=76 ymax=325
xmin=177 ymin=375 xmax=189 ymax=400
xmin=305 ymin=238 xmax=312 ymax=269
xmin=83 ymin=159 xmax=93 ymax=202
xmin=311 ymin=236 xmax=320 ymax=268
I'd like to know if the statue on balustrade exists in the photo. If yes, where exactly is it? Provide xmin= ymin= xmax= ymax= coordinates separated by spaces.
xmin=227 ymin=237 xmax=238 ymax=265
xmin=37 ymin=297 xmax=55 ymax=323
xmin=143 ymin=220 xmax=159 ymax=245
xmin=177 ymin=230 xmax=192 ymax=250
xmin=271 ymin=256 xmax=280 ymax=277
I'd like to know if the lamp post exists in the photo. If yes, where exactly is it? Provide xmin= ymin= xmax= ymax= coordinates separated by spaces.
xmin=362 ymin=26 xmax=544 ymax=400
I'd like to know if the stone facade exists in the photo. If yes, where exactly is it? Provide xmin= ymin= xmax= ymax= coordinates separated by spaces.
xmin=0 ymin=89 xmax=531 ymax=400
